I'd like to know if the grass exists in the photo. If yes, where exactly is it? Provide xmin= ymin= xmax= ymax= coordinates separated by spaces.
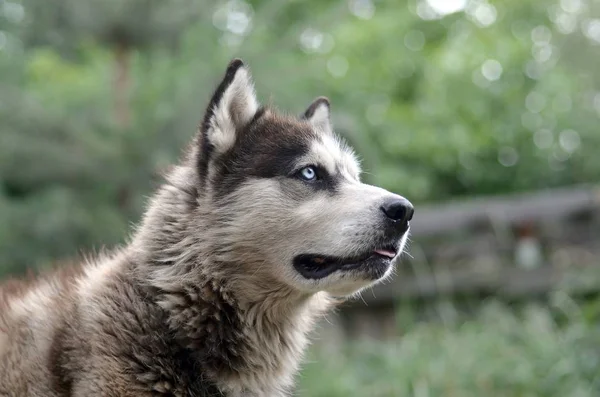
xmin=297 ymin=299 xmax=600 ymax=397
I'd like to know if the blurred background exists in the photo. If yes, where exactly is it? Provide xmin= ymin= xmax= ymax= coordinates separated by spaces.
xmin=1 ymin=0 xmax=600 ymax=395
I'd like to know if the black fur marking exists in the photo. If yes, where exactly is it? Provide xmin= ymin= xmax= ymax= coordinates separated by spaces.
xmin=48 ymin=324 xmax=74 ymax=396
xmin=211 ymin=115 xmax=316 ymax=199
xmin=301 ymin=96 xmax=330 ymax=120
xmin=249 ymin=106 xmax=267 ymax=125
xmin=198 ymin=58 xmax=247 ymax=188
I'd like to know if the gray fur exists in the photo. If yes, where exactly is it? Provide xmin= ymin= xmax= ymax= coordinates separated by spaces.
xmin=0 ymin=59 xmax=412 ymax=396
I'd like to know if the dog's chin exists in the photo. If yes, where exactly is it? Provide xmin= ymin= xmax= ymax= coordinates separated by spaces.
xmin=289 ymin=235 xmax=408 ymax=295
xmin=322 ymin=263 xmax=395 ymax=297
xmin=292 ymin=245 xmax=398 ymax=293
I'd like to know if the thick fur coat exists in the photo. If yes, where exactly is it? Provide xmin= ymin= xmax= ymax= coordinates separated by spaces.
xmin=0 ymin=59 xmax=413 ymax=396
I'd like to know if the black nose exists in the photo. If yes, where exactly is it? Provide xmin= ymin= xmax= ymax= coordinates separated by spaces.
xmin=380 ymin=197 xmax=414 ymax=224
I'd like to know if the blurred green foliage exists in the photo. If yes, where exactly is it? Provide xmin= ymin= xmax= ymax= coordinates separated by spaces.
xmin=299 ymin=301 xmax=600 ymax=396
xmin=0 ymin=0 xmax=599 ymax=275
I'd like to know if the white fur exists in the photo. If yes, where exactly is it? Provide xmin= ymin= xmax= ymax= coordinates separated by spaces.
xmin=8 ymin=280 xmax=56 ymax=321
xmin=76 ymin=254 xmax=122 ymax=301
xmin=301 ymin=134 xmax=361 ymax=182
xmin=307 ymin=102 xmax=332 ymax=134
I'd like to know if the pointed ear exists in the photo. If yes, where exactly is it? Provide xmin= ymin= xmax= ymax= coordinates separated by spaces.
xmin=201 ymin=59 xmax=259 ymax=154
xmin=301 ymin=96 xmax=332 ymax=134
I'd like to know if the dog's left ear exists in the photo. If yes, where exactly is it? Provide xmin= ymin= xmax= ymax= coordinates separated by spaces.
xmin=201 ymin=59 xmax=259 ymax=154
xmin=301 ymin=96 xmax=332 ymax=134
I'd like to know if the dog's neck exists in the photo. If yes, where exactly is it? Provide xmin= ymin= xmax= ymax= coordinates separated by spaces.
xmin=129 ymin=164 xmax=333 ymax=396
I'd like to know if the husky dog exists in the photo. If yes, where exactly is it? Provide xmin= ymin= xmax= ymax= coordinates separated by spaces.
xmin=0 ymin=59 xmax=413 ymax=396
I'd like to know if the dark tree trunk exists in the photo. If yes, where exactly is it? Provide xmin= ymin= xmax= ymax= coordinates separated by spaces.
xmin=113 ymin=43 xmax=131 ymax=128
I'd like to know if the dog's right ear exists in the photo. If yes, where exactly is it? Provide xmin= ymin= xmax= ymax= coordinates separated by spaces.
xmin=200 ymin=59 xmax=259 ymax=155
xmin=301 ymin=96 xmax=332 ymax=134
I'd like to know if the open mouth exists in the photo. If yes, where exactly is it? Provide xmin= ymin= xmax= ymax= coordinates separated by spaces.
xmin=293 ymin=245 xmax=398 ymax=280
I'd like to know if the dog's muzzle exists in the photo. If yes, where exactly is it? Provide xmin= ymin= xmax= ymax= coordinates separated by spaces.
xmin=293 ymin=194 xmax=413 ymax=280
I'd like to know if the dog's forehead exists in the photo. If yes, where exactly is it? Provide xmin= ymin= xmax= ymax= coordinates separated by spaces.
xmin=250 ymin=111 xmax=315 ymax=142
xmin=247 ymin=110 xmax=360 ymax=179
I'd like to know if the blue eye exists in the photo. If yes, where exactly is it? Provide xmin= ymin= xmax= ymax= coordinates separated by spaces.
xmin=299 ymin=166 xmax=317 ymax=181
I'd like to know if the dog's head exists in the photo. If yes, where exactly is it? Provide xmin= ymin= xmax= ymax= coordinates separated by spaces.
xmin=194 ymin=59 xmax=413 ymax=297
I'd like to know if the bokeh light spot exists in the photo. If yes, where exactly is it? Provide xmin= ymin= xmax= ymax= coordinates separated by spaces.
xmin=481 ymin=59 xmax=502 ymax=81
xmin=2 ymin=2 xmax=25 ymax=23
xmin=349 ymin=0 xmax=375 ymax=20
xmin=404 ymin=30 xmax=426 ymax=51
xmin=531 ymin=25 xmax=552 ymax=44
xmin=467 ymin=1 xmax=497 ymax=27
xmin=416 ymin=1 xmax=439 ymax=20
xmin=559 ymin=129 xmax=581 ymax=153
xmin=426 ymin=0 xmax=467 ymax=16
xmin=582 ymin=19 xmax=600 ymax=44
xmin=525 ymin=61 xmax=542 ymax=80
xmin=212 ymin=0 xmax=254 ymax=36
xmin=593 ymin=92 xmax=600 ymax=114
xmin=300 ymin=28 xmax=323 ymax=52
xmin=553 ymin=147 xmax=571 ymax=162
xmin=560 ymin=0 xmax=583 ymax=14
xmin=327 ymin=55 xmax=349 ymax=78
xmin=555 ymin=13 xmax=577 ymax=34
xmin=498 ymin=147 xmax=519 ymax=167
xmin=532 ymin=44 xmax=554 ymax=63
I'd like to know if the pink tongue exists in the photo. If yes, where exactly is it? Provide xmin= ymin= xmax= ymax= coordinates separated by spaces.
xmin=374 ymin=249 xmax=396 ymax=259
